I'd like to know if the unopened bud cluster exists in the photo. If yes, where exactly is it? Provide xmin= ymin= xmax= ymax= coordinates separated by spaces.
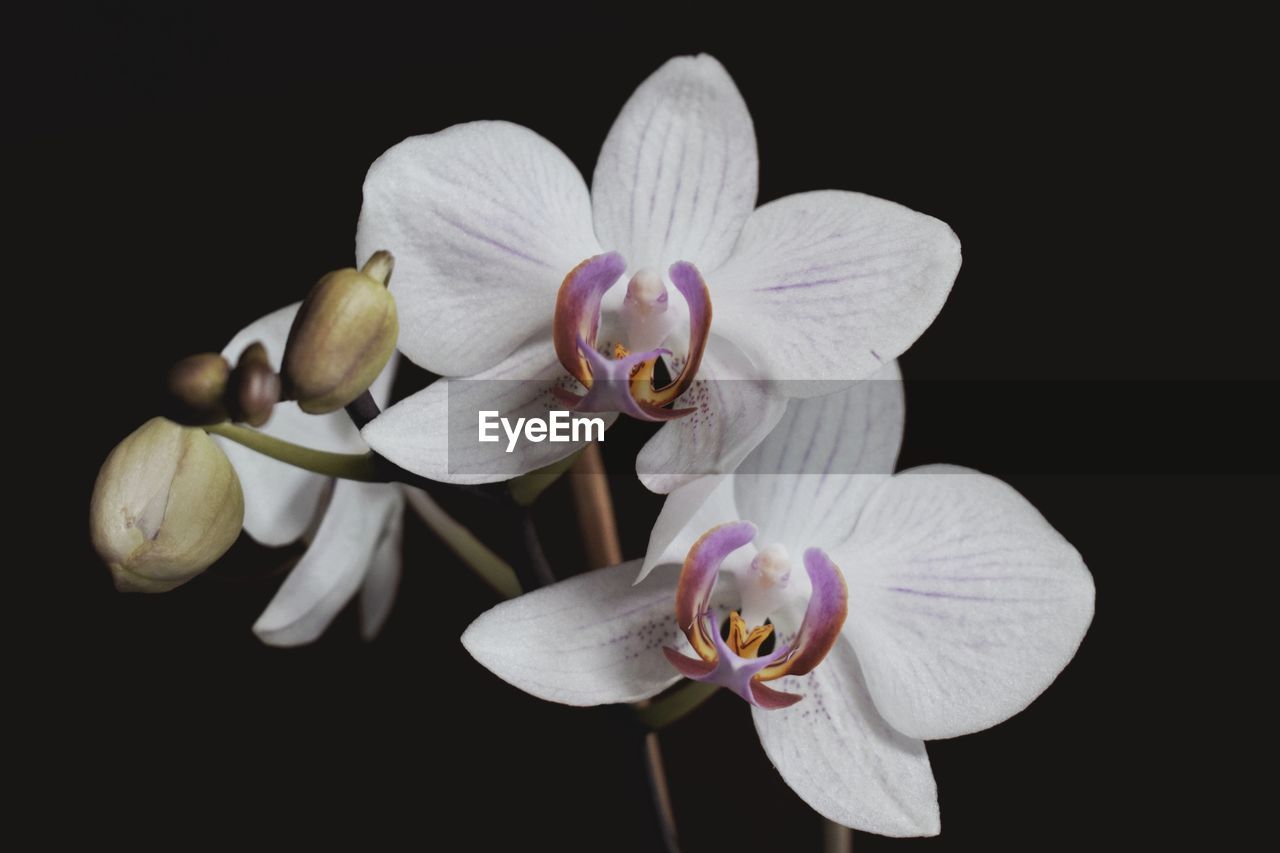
xmin=105 ymin=251 xmax=401 ymax=595
xmin=167 ymin=343 xmax=281 ymax=427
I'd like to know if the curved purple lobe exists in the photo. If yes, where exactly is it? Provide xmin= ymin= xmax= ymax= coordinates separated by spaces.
xmin=553 ymin=252 xmax=627 ymax=385
xmin=567 ymin=337 xmax=695 ymax=422
xmin=749 ymin=680 xmax=804 ymax=709
xmin=674 ymin=521 xmax=757 ymax=661
xmin=662 ymin=647 xmax=716 ymax=679
xmin=640 ymin=261 xmax=712 ymax=407
xmin=760 ymin=547 xmax=849 ymax=681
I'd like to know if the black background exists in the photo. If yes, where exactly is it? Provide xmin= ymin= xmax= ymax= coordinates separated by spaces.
xmin=17 ymin=5 xmax=1275 ymax=851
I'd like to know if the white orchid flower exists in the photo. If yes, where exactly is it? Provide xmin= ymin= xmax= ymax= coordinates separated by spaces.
xmin=356 ymin=54 xmax=962 ymax=492
xmin=217 ymin=305 xmax=405 ymax=646
xmin=460 ymin=366 xmax=1095 ymax=835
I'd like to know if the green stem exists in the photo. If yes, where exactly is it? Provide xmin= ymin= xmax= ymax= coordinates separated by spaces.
xmin=634 ymin=680 xmax=719 ymax=730
xmin=402 ymin=487 xmax=523 ymax=600
xmin=205 ymin=422 xmax=382 ymax=481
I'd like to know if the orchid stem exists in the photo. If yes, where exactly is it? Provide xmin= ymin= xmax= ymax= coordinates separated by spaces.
xmin=403 ymin=487 xmax=522 ymax=599
xmin=569 ymin=442 xmax=623 ymax=566
xmin=569 ymin=443 xmax=681 ymax=853
xmin=344 ymin=389 xmax=380 ymax=430
xmin=823 ymin=820 xmax=854 ymax=853
xmin=519 ymin=508 xmax=557 ymax=588
xmin=634 ymin=681 xmax=719 ymax=730
xmin=205 ymin=422 xmax=382 ymax=481
xmin=643 ymin=734 xmax=680 ymax=853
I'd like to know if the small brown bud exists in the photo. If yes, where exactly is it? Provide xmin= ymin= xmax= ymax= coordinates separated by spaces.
xmin=228 ymin=341 xmax=281 ymax=427
xmin=166 ymin=353 xmax=231 ymax=425
xmin=282 ymin=253 xmax=398 ymax=414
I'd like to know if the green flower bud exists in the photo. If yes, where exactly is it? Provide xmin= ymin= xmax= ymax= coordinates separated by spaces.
xmin=90 ymin=417 xmax=244 ymax=593
xmin=282 ymin=251 xmax=398 ymax=414
xmin=166 ymin=352 xmax=231 ymax=425
xmin=228 ymin=341 xmax=281 ymax=427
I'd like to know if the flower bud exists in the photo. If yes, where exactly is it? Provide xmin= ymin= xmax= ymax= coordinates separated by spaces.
xmin=166 ymin=352 xmax=231 ymax=425
xmin=282 ymin=251 xmax=398 ymax=414
xmin=90 ymin=417 xmax=244 ymax=593
xmin=228 ymin=341 xmax=281 ymax=427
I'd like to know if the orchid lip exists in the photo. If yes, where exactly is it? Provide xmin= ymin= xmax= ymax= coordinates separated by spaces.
xmin=664 ymin=522 xmax=849 ymax=709
xmin=551 ymin=253 xmax=713 ymax=422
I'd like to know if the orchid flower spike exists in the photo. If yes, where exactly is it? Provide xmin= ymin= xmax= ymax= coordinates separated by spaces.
xmin=356 ymin=54 xmax=961 ymax=492
xmin=461 ymin=364 xmax=1095 ymax=835
xmin=215 ymin=305 xmax=406 ymax=646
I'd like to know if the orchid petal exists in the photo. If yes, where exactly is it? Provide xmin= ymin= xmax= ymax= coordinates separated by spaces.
xmin=839 ymin=466 xmax=1095 ymax=740
xmin=673 ymin=522 xmax=757 ymax=661
xmin=713 ymin=191 xmax=961 ymax=385
xmin=734 ymin=362 xmax=904 ymax=549
xmin=217 ymin=303 xmax=392 ymax=546
xmin=357 ymin=121 xmax=601 ymax=376
xmin=553 ymin=252 xmax=627 ymax=384
xmin=252 ymin=480 xmax=401 ymax=647
xmin=358 ymin=490 xmax=405 ymax=641
xmin=759 ymin=548 xmax=848 ymax=680
xmin=362 ymin=339 xmax=616 ymax=484
xmin=636 ymin=337 xmax=788 ymax=494
xmin=752 ymin=638 xmax=940 ymax=837
xmin=461 ymin=561 xmax=687 ymax=706
xmin=638 ymin=474 xmax=739 ymax=582
xmin=592 ymin=54 xmax=757 ymax=272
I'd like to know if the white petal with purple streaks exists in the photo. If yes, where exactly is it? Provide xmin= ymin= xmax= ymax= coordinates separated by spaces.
xmin=734 ymin=362 xmax=905 ymax=549
xmin=592 ymin=54 xmax=757 ymax=272
xmin=357 ymin=121 xmax=601 ymax=376
xmin=752 ymin=634 xmax=940 ymax=836
xmin=712 ymin=191 xmax=961 ymax=386
xmin=837 ymin=466 xmax=1095 ymax=740
xmin=461 ymin=560 xmax=688 ymax=705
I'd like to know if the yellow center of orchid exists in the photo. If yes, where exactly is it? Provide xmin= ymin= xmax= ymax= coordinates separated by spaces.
xmin=725 ymin=611 xmax=774 ymax=658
